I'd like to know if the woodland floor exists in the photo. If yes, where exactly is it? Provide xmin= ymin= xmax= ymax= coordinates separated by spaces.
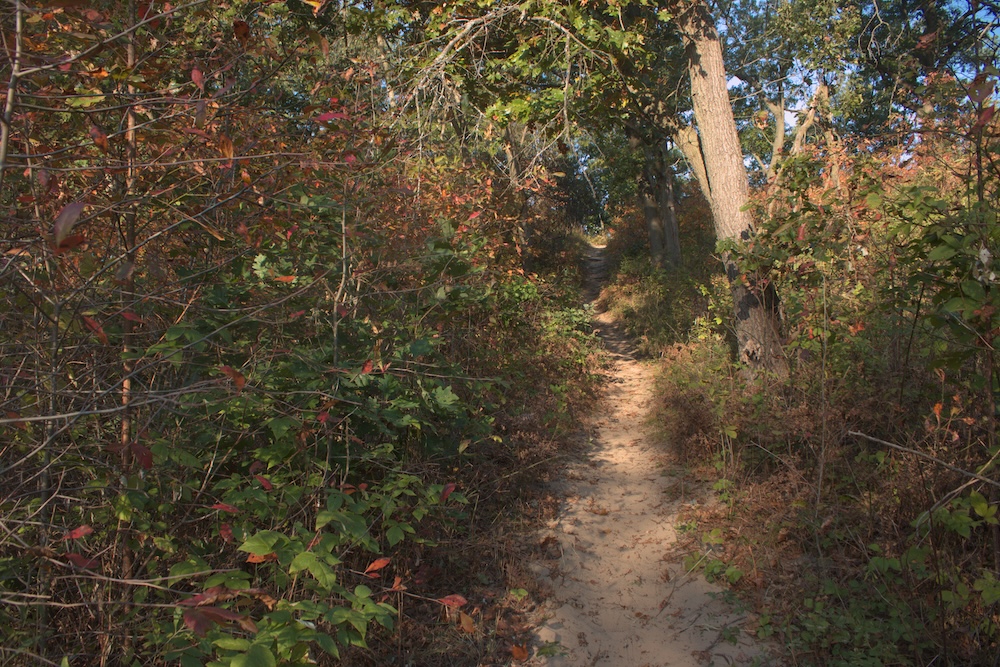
xmin=524 ymin=245 xmax=777 ymax=667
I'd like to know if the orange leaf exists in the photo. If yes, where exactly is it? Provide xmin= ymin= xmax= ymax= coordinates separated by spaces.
xmin=511 ymin=645 xmax=529 ymax=661
xmin=364 ymin=557 xmax=391 ymax=576
xmin=933 ymin=402 xmax=943 ymax=419
xmin=437 ymin=594 xmax=467 ymax=609
xmin=388 ymin=575 xmax=407 ymax=592
xmin=361 ymin=359 xmax=373 ymax=374
xmin=459 ymin=611 xmax=475 ymax=633
xmin=246 ymin=552 xmax=277 ymax=563
xmin=220 ymin=365 xmax=246 ymax=392
xmin=274 ymin=275 xmax=296 ymax=283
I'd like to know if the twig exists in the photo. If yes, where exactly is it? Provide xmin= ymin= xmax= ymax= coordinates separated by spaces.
xmin=847 ymin=430 xmax=1000 ymax=489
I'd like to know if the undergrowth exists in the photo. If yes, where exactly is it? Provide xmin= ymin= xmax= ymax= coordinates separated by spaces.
xmin=601 ymin=123 xmax=1000 ymax=666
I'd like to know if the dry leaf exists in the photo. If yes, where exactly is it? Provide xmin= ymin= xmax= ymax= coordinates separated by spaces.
xmin=511 ymin=645 xmax=529 ymax=661
xmin=459 ymin=611 xmax=475 ymax=634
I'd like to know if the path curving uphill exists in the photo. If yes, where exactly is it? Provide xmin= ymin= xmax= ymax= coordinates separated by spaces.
xmin=527 ymin=245 xmax=773 ymax=667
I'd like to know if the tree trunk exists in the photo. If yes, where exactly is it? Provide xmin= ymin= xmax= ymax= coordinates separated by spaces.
xmin=675 ymin=0 xmax=788 ymax=377
xmin=641 ymin=144 xmax=682 ymax=269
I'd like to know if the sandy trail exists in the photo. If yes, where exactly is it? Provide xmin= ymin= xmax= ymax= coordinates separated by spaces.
xmin=527 ymin=246 xmax=770 ymax=667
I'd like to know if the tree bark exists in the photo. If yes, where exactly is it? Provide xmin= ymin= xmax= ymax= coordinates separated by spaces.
xmin=675 ymin=0 xmax=788 ymax=377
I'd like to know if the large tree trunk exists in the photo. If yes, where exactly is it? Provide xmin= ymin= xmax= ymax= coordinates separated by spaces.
xmin=675 ymin=0 xmax=788 ymax=377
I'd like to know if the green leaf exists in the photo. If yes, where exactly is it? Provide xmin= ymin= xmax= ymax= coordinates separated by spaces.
xmin=214 ymin=637 xmax=251 ymax=651
xmin=231 ymin=645 xmax=276 ymax=667
xmin=386 ymin=524 xmax=405 ymax=546
xmin=238 ymin=530 xmax=287 ymax=555
xmin=927 ymin=244 xmax=958 ymax=261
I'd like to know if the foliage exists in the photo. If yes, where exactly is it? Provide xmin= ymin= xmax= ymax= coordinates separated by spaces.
xmin=0 ymin=2 xmax=600 ymax=665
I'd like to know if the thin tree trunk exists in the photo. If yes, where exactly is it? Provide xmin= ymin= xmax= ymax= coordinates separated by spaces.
xmin=656 ymin=147 xmax=682 ymax=268
xmin=641 ymin=156 xmax=667 ymax=269
xmin=675 ymin=0 xmax=788 ymax=377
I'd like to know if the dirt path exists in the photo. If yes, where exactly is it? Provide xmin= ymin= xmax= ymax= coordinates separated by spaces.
xmin=526 ymin=246 xmax=771 ymax=667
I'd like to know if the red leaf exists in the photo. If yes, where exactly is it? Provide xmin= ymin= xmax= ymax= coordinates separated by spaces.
xmin=289 ymin=309 xmax=306 ymax=320
xmin=179 ymin=586 xmax=224 ymax=607
xmin=130 ymin=441 xmax=153 ymax=470
xmin=254 ymin=474 xmax=273 ymax=491
xmin=211 ymin=502 xmax=240 ymax=514
xmin=182 ymin=608 xmax=212 ymax=636
xmin=182 ymin=606 xmax=249 ymax=637
xmin=120 ymin=310 xmax=145 ymax=324
xmin=317 ymin=411 xmax=329 ymax=424
xmin=468 ymin=210 xmax=482 ymax=220
xmin=220 ymin=365 xmax=246 ymax=392
xmin=81 ymin=315 xmax=109 ymax=345
xmin=249 ymin=460 xmax=265 ymax=475
xmin=364 ymin=557 xmax=391 ymax=576
xmin=336 ymin=305 xmax=349 ymax=317
xmin=316 ymin=111 xmax=349 ymax=123
xmin=233 ymin=20 xmax=250 ymax=46
xmin=54 ymin=233 xmax=87 ymax=254
xmin=361 ymin=359 xmax=373 ymax=374
xmin=440 ymin=482 xmax=456 ymax=503
xmin=64 ymin=553 xmax=99 ymax=570
xmin=53 ymin=202 xmax=85 ymax=246
xmin=191 ymin=66 xmax=204 ymax=92
xmin=973 ymin=105 xmax=996 ymax=133
xmin=62 ymin=525 xmax=94 ymax=540
xmin=970 ymin=73 xmax=995 ymax=105
xmin=89 ymin=124 xmax=108 ymax=152
xmin=437 ymin=594 xmax=467 ymax=609
xmin=220 ymin=523 xmax=234 ymax=543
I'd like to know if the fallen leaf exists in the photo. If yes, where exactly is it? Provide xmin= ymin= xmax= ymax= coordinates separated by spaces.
xmin=437 ymin=594 xmax=467 ymax=609
xmin=459 ymin=611 xmax=475 ymax=633
xmin=511 ymin=645 xmax=529 ymax=661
